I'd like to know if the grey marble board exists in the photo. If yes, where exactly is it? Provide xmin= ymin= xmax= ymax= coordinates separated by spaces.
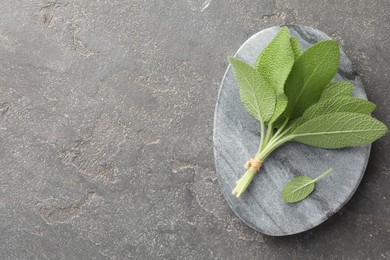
xmin=213 ymin=25 xmax=370 ymax=236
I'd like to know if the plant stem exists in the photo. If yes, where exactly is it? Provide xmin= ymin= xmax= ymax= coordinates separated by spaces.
xmin=261 ymin=123 xmax=274 ymax=150
xmin=259 ymin=120 xmax=265 ymax=152
xmin=268 ymin=118 xmax=289 ymax=143
xmin=314 ymin=168 xmax=333 ymax=182
xmin=233 ymin=121 xmax=296 ymax=197
xmin=232 ymin=168 xmax=257 ymax=197
xmin=258 ymin=135 xmax=294 ymax=159
xmin=233 ymin=136 xmax=266 ymax=197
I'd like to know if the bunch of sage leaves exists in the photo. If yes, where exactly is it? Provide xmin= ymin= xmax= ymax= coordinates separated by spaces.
xmin=228 ymin=27 xmax=387 ymax=200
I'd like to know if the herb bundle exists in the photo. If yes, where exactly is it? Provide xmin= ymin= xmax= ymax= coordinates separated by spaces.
xmin=229 ymin=27 xmax=387 ymax=198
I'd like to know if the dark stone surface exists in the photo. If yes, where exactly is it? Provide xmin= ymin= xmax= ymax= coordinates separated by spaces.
xmin=214 ymin=25 xmax=370 ymax=236
xmin=0 ymin=0 xmax=389 ymax=259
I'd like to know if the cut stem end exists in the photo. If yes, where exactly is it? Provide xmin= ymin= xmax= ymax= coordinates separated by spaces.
xmin=232 ymin=158 xmax=263 ymax=198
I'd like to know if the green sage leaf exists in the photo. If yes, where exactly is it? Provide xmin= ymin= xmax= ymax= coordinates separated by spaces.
xmin=291 ymin=112 xmax=388 ymax=149
xmin=282 ymin=168 xmax=333 ymax=203
xmin=304 ymin=96 xmax=376 ymax=119
xmin=228 ymin=56 xmax=276 ymax=123
xmin=289 ymin=96 xmax=376 ymax=132
xmin=284 ymin=40 xmax=340 ymax=119
xmin=254 ymin=27 xmax=294 ymax=93
xmin=282 ymin=176 xmax=315 ymax=203
xmin=290 ymin=37 xmax=302 ymax=60
xmin=269 ymin=94 xmax=288 ymax=124
xmin=254 ymin=27 xmax=295 ymax=123
xmin=320 ymin=81 xmax=354 ymax=100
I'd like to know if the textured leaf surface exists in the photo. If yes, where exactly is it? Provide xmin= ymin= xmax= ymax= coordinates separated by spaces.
xmin=284 ymin=40 xmax=340 ymax=119
xmin=228 ymin=57 xmax=276 ymax=122
xmin=290 ymin=96 xmax=376 ymax=131
xmin=304 ymin=96 xmax=375 ymax=118
xmin=254 ymin=27 xmax=295 ymax=123
xmin=282 ymin=176 xmax=315 ymax=203
xmin=269 ymin=94 xmax=288 ymax=123
xmin=254 ymin=27 xmax=294 ymax=93
xmin=290 ymin=37 xmax=302 ymax=60
xmin=320 ymin=81 xmax=354 ymax=100
xmin=291 ymin=112 xmax=388 ymax=148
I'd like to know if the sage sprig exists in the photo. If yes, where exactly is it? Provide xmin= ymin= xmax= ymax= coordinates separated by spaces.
xmin=229 ymin=27 xmax=387 ymax=198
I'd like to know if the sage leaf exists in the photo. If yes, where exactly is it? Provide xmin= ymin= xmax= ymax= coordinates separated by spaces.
xmin=289 ymin=96 xmax=376 ymax=132
xmin=304 ymin=96 xmax=376 ymax=119
xmin=282 ymin=176 xmax=315 ymax=203
xmin=228 ymin=56 xmax=276 ymax=123
xmin=291 ymin=112 xmax=388 ymax=149
xmin=282 ymin=168 xmax=333 ymax=203
xmin=269 ymin=94 xmax=288 ymax=124
xmin=284 ymin=40 xmax=340 ymax=119
xmin=254 ymin=27 xmax=295 ymax=123
xmin=290 ymin=37 xmax=302 ymax=60
xmin=320 ymin=81 xmax=354 ymax=100
xmin=254 ymin=27 xmax=294 ymax=93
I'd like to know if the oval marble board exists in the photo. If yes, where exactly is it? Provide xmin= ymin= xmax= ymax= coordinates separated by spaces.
xmin=213 ymin=25 xmax=370 ymax=236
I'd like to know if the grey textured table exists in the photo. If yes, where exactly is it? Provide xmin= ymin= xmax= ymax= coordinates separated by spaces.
xmin=214 ymin=25 xmax=370 ymax=236
xmin=0 ymin=1 xmax=389 ymax=259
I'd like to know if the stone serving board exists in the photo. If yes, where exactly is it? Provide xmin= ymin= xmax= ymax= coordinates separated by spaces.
xmin=213 ymin=25 xmax=370 ymax=236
